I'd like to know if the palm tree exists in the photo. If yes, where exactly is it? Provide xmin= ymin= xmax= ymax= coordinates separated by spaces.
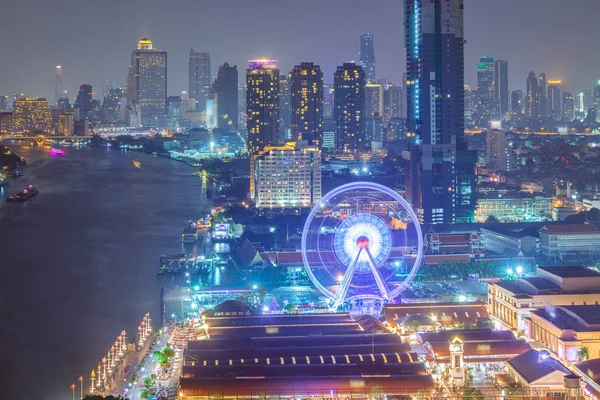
xmin=578 ymin=347 xmax=590 ymax=361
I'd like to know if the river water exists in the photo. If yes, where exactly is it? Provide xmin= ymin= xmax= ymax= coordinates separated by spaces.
xmin=0 ymin=145 xmax=210 ymax=400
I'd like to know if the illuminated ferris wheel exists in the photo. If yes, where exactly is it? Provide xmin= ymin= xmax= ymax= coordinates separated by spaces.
xmin=301 ymin=182 xmax=423 ymax=311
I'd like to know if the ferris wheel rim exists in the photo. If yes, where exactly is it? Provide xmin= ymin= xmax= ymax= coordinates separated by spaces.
xmin=300 ymin=181 xmax=424 ymax=303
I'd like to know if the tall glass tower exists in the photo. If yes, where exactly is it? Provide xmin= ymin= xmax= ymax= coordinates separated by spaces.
xmin=290 ymin=62 xmax=324 ymax=147
xmin=404 ymin=0 xmax=476 ymax=224
xmin=246 ymin=60 xmax=280 ymax=155
xmin=359 ymin=34 xmax=376 ymax=83
xmin=189 ymin=50 xmax=211 ymax=114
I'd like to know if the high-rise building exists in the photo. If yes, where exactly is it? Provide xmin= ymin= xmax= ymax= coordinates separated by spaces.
xmin=252 ymin=141 xmax=321 ymax=208
xmin=189 ymin=51 xmax=211 ymax=114
xmin=323 ymin=83 xmax=334 ymax=117
xmin=0 ymin=95 xmax=9 ymax=110
xmin=537 ymin=72 xmax=547 ymax=119
xmin=55 ymin=66 xmax=63 ymax=104
xmin=333 ymin=62 xmax=365 ymax=152
xmin=382 ymin=84 xmax=402 ymax=125
xmin=102 ymin=84 xmax=123 ymax=123
xmin=127 ymin=38 xmax=167 ymax=126
xmin=279 ymin=75 xmax=291 ymax=142
xmin=74 ymin=84 xmax=93 ymax=121
xmin=562 ymin=92 xmax=574 ymax=122
xmin=246 ymin=60 xmax=280 ymax=155
xmin=494 ymin=60 xmax=508 ymax=119
xmin=290 ymin=62 xmax=324 ymax=147
xmin=511 ymin=90 xmax=523 ymax=114
xmin=477 ymin=56 xmax=495 ymax=127
xmin=365 ymin=83 xmax=383 ymax=119
xmin=322 ymin=115 xmax=335 ymax=152
xmin=359 ymin=34 xmax=376 ymax=83
xmin=405 ymin=0 xmax=476 ymax=224
xmin=213 ymin=62 xmax=238 ymax=132
xmin=526 ymin=71 xmax=538 ymax=119
xmin=547 ymin=80 xmax=562 ymax=121
xmin=12 ymin=98 xmax=52 ymax=134
xmin=364 ymin=114 xmax=384 ymax=151
xmin=486 ymin=128 xmax=512 ymax=172
xmin=57 ymin=112 xmax=74 ymax=136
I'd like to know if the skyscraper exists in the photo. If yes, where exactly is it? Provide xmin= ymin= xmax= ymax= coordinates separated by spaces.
xmin=494 ymin=60 xmax=508 ymax=119
xmin=13 ymin=98 xmax=52 ymax=134
xmin=383 ymin=84 xmax=402 ymax=125
xmin=477 ymin=56 xmax=495 ymax=126
xmin=213 ymin=62 xmax=238 ymax=132
xmin=359 ymin=34 xmax=376 ymax=83
xmin=323 ymin=83 xmax=334 ymax=117
xmin=547 ymin=80 xmax=562 ymax=121
xmin=290 ymin=62 xmax=324 ymax=147
xmin=405 ymin=0 xmax=476 ymax=224
xmin=55 ymin=66 xmax=63 ymax=104
xmin=537 ymin=72 xmax=547 ymax=119
xmin=189 ymin=51 xmax=211 ymax=114
xmin=562 ymin=92 xmax=574 ymax=122
xmin=333 ymin=62 xmax=365 ymax=152
xmin=526 ymin=71 xmax=538 ymax=119
xmin=74 ymin=84 xmax=93 ymax=121
xmin=511 ymin=90 xmax=523 ymax=114
xmin=365 ymin=83 xmax=383 ymax=117
xmin=246 ymin=60 xmax=280 ymax=155
xmin=279 ymin=75 xmax=291 ymax=142
xmin=102 ymin=84 xmax=123 ymax=123
xmin=127 ymin=38 xmax=167 ymax=126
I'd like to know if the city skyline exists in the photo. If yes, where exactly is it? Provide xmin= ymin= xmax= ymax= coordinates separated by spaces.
xmin=2 ymin=0 xmax=600 ymax=99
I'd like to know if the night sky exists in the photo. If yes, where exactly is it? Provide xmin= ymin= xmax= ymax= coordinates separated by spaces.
xmin=2 ymin=0 xmax=599 ymax=100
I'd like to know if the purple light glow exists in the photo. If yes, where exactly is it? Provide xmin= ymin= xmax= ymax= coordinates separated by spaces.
xmin=249 ymin=60 xmax=277 ymax=70
xmin=50 ymin=148 xmax=65 ymax=156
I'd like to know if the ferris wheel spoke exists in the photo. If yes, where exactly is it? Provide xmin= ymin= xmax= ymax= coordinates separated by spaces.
xmin=333 ymin=249 xmax=361 ymax=309
xmin=364 ymin=247 xmax=390 ymax=300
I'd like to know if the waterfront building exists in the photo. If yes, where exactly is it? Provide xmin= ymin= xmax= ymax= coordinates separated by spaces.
xmin=74 ymin=84 xmax=93 ymax=121
xmin=333 ymin=62 xmax=365 ymax=152
xmin=0 ymin=111 xmax=13 ymax=134
xmin=494 ymin=60 xmax=509 ymax=119
xmin=57 ymin=112 xmax=74 ymax=136
xmin=404 ymin=0 xmax=476 ymax=224
xmin=127 ymin=38 xmax=167 ymax=127
xmin=189 ymin=50 xmax=211 ymax=114
xmin=246 ymin=60 xmax=279 ymax=155
xmin=359 ymin=33 xmax=376 ymax=83
xmin=538 ymin=224 xmax=600 ymax=259
xmin=213 ymin=62 xmax=238 ymax=133
xmin=474 ymin=192 xmax=551 ymax=223
xmin=12 ymin=98 xmax=52 ymax=134
xmin=290 ymin=62 xmax=323 ymax=147
xmin=526 ymin=72 xmax=538 ymax=119
xmin=486 ymin=128 xmax=513 ymax=172
xmin=547 ymin=80 xmax=562 ymax=121
xmin=477 ymin=56 xmax=495 ymax=126
xmin=488 ymin=266 xmax=600 ymax=331
xmin=252 ymin=140 xmax=321 ymax=208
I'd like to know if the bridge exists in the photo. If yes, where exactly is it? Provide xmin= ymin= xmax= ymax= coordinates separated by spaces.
xmin=1 ymin=131 xmax=157 ymax=146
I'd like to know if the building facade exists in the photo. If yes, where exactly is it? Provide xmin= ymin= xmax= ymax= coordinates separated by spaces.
xmin=189 ymin=50 xmax=211 ymax=114
xmin=252 ymin=141 xmax=321 ymax=208
xmin=486 ymin=128 xmax=513 ymax=172
xmin=213 ymin=62 xmax=238 ymax=132
xmin=477 ymin=56 xmax=495 ymax=126
xmin=494 ymin=60 xmax=508 ymax=120
xmin=290 ymin=62 xmax=323 ymax=147
xmin=127 ymin=38 xmax=167 ymax=126
xmin=74 ymin=84 xmax=93 ymax=121
xmin=359 ymin=33 xmax=376 ymax=83
xmin=333 ymin=62 xmax=365 ymax=152
xmin=538 ymin=224 xmax=600 ymax=258
xmin=526 ymin=72 xmax=538 ymax=119
xmin=475 ymin=192 xmax=551 ymax=223
xmin=246 ymin=60 xmax=280 ymax=155
xmin=12 ymin=98 xmax=52 ymax=134
xmin=404 ymin=0 xmax=476 ymax=224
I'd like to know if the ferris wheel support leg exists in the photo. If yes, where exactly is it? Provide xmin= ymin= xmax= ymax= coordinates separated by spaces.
xmin=333 ymin=249 xmax=362 ymax=310
xmin=365 ymin=247 xmax=390 ymax=301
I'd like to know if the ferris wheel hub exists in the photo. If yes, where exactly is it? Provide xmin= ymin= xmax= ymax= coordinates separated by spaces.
xmin=356 ymin=236 xmax=370 ymax=249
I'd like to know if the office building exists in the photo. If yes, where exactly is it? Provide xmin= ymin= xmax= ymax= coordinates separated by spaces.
xmin=252 ymin=141 xmax=321 ymax=208
xmin=365 ymin=83 xmax=383 ymax=118
xmin=537 ymin=72 xmax=547 ymax=119
xmin=383 ymin=84 xmax=402 ymax=125
xmin=405 ymin=0 xmax=476 ymax=224
xmin=74 ymin=84 xmax=93 ymax=121
xmin=526 ymin=72 xmax=539 ymax=120
xmin=54 ymin=66 xmax=63 ymax=104
xmin=359 ymin=33 xmax=376 ymax=83
xmin=213 ymin=62 xmax=238 ymax=132
xmin=0 ymin=111 xmax=13 ymax=135
xmin=477 ymin=56 xmax=495 ymax=126
xmin=12 ymin=98 xmax=52 ymax=134
xmin=322 ymin=115 xmax=335 ymax=151
xmin=57 ymin=96 xmax=70 ymax=110
xmin=290 ymin=62 xmax=323 ymax=147
xmin=562 ymin=92 xmax=574 ymax=122
xmin=494 ymin=60 xmax=508 ymax=119
xmin=538 ymin=224 xmax=600 ymax=259
xmin=364 ymin=114 xmax=384 ymax=151
xmin=167 ymin=96 xmax=183 ymax=120
xmin=486 ymin=128 xmax=513 ymax=172
xmin=489 ymin=266 xmax=600 ymax=331
xmin=246 ymin=60 xmax=280 ymax=155
xmin=511 ymin=90 xmax=523 ymax=114
xmin=127 ymin=38 xmax=167 ymax=127
xmin=475 ymin=192 xmax=551 ymax=223
xmin=57 ymin=112 xmax=74 ymax=136
xmin=323 ymin=83 xmax=334 ymax=117
xmin=333 ymin=62 xmax=365 ymax=152
xmin=279 ymin=74 xmax=291 ymax=142
xmin=547 ymin=80 xmax=562 ymax=121
xmin=102 ymin=85 xmax=123 ymax=123
xmin=189 ymin=51 xmax=211 ymax=114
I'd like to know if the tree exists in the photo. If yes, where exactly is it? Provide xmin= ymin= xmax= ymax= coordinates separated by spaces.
xmin=409 ymin=320 xmax=422 ymax=331
xmin=153 ymin=350 xmax=167 ymax=366
xmin=485 ymin=215 xmax=500 ymax=224
xmin=140 ymin=376 xmax=155 ymax=399
xmin=476 ymin=318 xmax=495 ymax=330
xmin=162 ymin=345 xmax=175 ymax=359
xmin=578 ymin=347 xmax=590 ymax=361
xmin=462 ymin=321 xmax=476 ymax=330
xmin=283 ymin=304 xmax=296 ymax=314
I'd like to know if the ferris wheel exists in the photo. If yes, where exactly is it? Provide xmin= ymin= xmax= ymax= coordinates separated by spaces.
xmin=301 ymin=182 xmax=423 ymax=311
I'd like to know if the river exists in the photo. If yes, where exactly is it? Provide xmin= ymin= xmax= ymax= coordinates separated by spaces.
xmin=0 ymin=145 xmax=211 ymax=400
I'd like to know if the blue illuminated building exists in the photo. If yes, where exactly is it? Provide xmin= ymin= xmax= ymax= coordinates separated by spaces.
xmin=404 ymin=0 xmax=476 ymax=224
